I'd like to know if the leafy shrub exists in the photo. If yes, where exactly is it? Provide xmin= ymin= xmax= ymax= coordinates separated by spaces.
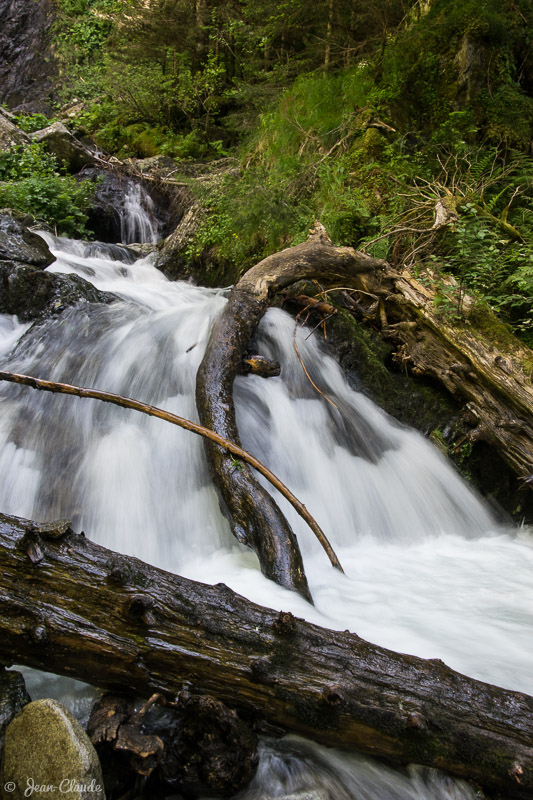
xmin=11 ymin=113 xmax=55 ymax=133
xmin=0 ymin=143 xmax=95 ymax=236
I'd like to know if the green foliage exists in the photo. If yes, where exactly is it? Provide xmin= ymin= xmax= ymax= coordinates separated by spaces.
xmin=484 ymin=85 xmax=533 ymax=150
xmin=187 ymin=172 xmax=309 ymax=273
xmin=51 ymin=0 xmax=417 ymax=154
xmin=55 ymin=0 xmax=117 ymax=64
xmin=0 ymin=143 xmax=95 ymax=236
xmin=52 ymin=0 xmax=119 ymax=108
xmin=0 ymin=178 xmax=95 ymax=236
xmin=0 ymin=143 xmax=57 ymax=181
xmin=76 ymin=98 xmax=225 ymax=160
xmin=100 ymin=50 xmax=227 ymax=132
xmin=40 ymin=0 xmax=533 ymax=351
xmin=377 ymin=0 xmax=533 ymax=147
xmin=11 ymin=113 xmax=55 ymax=133
xmin=186 ymin=67 xmax=384 ymax=270
xmin=253 ymin=66 xmax=374 ymax=169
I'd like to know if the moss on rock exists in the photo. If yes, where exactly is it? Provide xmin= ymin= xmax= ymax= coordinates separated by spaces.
xmin=1 ymin=699 xmax=105 ymax=800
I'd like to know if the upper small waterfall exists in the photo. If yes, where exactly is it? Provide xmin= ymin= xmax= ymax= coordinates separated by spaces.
xmin=119 ymin=181 xmax=159 ymax=244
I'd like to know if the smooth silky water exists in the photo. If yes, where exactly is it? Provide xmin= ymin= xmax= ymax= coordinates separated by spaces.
xmin=1 ymin=223 xmax=532 ymax=799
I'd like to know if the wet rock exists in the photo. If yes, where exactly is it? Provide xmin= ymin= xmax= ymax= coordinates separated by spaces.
xmin=154 ymin=190 xmax=240 ymax=286
xmin=455 ymin=33 xmax=491 ymax=103
xmin=0 ymin=264 xmax=116 ymax=321
xmin=155 ymin=198 xmax=203 ymax=280
xmin=0 ymin=214 xmax=114 ymax=320
xmin=81 ymin=169 xmax=161 ymax=244
xmin=32 ymin=122 xmax=97 ymax=173
xmin=85 ymin=174 xmax=123 ymax=243
xmin=154 ymin=158 xmax=242 ymax=286
xmin=83 ymin=242 xmax=139 ymax=264
xmin=0 ymin=0 xmax=57 ymax=113
xmin=0 ymin=214 xmax=54 ymax=267
xmin=1 ymin=698 xmax=105 ymax=800
xmin=0 ymin=669 xmax=31 ymax=754
xmin=0 ymin=109 xmax=30 ymax=150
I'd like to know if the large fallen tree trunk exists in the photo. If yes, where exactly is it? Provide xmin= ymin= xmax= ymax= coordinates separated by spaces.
xmin=195 ymin=224 xmax=385 ymax=601
xmin=1 ymin=511 xmax=533 ymax=797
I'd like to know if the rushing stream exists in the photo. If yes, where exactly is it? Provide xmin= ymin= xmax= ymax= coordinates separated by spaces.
xmin=1 ymin=208 xmax=533 ymax=798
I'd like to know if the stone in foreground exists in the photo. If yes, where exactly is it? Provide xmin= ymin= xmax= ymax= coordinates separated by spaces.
xmin=1 ymin=698 xmax=105 ymax=800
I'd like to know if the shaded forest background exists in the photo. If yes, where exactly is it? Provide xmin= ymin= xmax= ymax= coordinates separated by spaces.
xmin=2 ymin=0 xmax=533 ymax=347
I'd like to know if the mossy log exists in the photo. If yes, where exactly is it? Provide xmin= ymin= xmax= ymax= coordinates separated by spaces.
xmin=1 ymin=511 xmax=533 ymax=798
xmin=195 ymin=224 xmax=384 ymax=601
xmin=342 ymin=266 xmax=533 ymax=485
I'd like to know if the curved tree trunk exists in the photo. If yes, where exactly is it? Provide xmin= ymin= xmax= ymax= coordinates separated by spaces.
xmin=1 ymin=511 xmax=533 ymax=798
xmin=195 ymin=224 xmax=385 ymax=601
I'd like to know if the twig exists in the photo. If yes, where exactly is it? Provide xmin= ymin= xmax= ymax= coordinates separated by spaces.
xmin=0 ymin=371 xmax=343 ymax=573
xmin=360 ymin=224 xmax=433 ymax=251
xmin=305 ymin=312 xmax=336 ymax=341
xmin=318 ymin=287 xmax=378 ymax=300
xmin=313 ymin=131 xmax=352 ymax=169
xmin=292 ymin=326 xmax=339 ymax=410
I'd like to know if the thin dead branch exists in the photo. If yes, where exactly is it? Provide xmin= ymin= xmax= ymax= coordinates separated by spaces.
xmin=0 ymin=370 xmax=343 ymax=574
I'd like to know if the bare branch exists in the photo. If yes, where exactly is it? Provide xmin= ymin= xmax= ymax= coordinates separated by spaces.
xmin=0 ymin=370 xmax=344 ymax=574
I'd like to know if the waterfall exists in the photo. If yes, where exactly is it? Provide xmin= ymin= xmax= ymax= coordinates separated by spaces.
xmin=119 ymin=182 xmax=159 ymax=244
xmin=1 ymin=232 xmax=532 ymax=799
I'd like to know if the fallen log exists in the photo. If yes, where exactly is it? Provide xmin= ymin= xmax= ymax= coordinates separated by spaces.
xmin=195 ymin=223 xmax=385 ymax=601
xmin=340 ymin=267 xmax=533 ymax=488
xmin=1 ymin=512 xmax=533 ymax=798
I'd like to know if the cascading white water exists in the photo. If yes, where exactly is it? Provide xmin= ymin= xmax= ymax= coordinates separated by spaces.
xmin=119 ymin=182 xmax=159 ymax=244
xmin=1 ymin=231 xmax=532 ymax=799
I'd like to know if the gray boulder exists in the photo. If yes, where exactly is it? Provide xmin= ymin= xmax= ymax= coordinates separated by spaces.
xmin=0 ymin=262 xmax=116 ymax=322
xmin=32 ymin=122 xmax=96 ymax=173
xmin=0 ymin=109 xmax=30 ymax=151
xmin=0 ymin=0 xmax=57 ymax=113
xmin=0 ymin=214 xmax=54 ymax=267
xmin=1 ymin=698 xmax=105 ymax=800
xmin=0 ymin=214 xmax=115 ymax=321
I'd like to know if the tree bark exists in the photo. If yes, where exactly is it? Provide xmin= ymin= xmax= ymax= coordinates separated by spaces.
xmin=1 ymin=511 xmax=533 ymax=798
xmin=341 ymin=265 xmax=533 ymax=485
xmin=195 ymin=224 xmax=384 ymax=601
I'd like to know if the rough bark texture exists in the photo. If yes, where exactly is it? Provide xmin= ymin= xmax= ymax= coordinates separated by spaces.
xmin=1 ymin=512 xmax=533 ymax=798
xmin=341 ymin=265 xmax=533 ymax=486
xmin=195 ymin=225 xmax=385 ymax=600
xmin=87 ymin=692 xmax=258 ymax=794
